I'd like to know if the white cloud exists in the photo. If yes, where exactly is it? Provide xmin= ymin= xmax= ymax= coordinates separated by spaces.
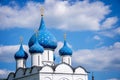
xmin=0 ymin=45 xmax=29 ymax=62
xmin=72 ymin=42 xmax=120 ymax=71
xmin=113 ymin=42 xmax=120 ymax=48
xmin=114 ymin=27 xmax=120 ymax=35
xmin=54 ymin=41 xmax=63 ymax=56
xmin=93 ymin=35 xmax=101 ymax=40
xmin=93 ymin=35 xmax=103 ymax=47
xmin=107 ymin=78 xmax=120 ymax=80
xmin=0 ymin=0 xmax=113 ymax=31
xmin=0 ymin=69 xmax=13 ymax=78
xmin=98 ymin=27 xmax=120 ymax=38
xmin=0 ymin=2 xmax=41 ymax=29
xmin=101 ymin=17 xmax=118 ymax=30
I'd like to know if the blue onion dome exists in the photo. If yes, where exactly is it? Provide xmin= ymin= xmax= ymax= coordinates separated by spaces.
xmin=29 ymin=34 xmax=44 ymax=54
xmin=28 ymin=16 xmax=57 ymax=50
xmin=14 ymin=44 xmax=28 ymax=60
xmin=59 ymin=37 xmax=72 ymax=56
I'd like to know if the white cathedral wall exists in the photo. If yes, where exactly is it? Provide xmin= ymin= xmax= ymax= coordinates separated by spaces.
xmin=13 ymin=66 xmax=88 ymax=80
xmin=38 ymin=54 xmax=42 ymax=66
xmin=39 ymin=73 xmax=87 ymax=80
xmin=73 ymin=74 xmax=88 ymax=80
xmin=40 ymin=73 xmax=53 ymax=80
xmin=42 ymin=50 xmax=48 ymax=61
xmin=55 ymin=63 xmax=73 ymax=74
xmin=39 ymin=64 xmax=88 ymax=80
xmin=74 ymin=67 xmax=87 ymax=74
xmin=62 ymin=56 xmax=71 ymax=65
xmin=16 ymin=59 xmax=25 ymax=69
xmin=40 ymin=66 xmax=53 ymax=73
xmin=13 ymin=72 xmax=88 ymax=80
xmin=12 ymin=56 xmax=88 ymax=80
xmin=53 ymin=74 xmax=72 ymax=80
xmin=31 ymin=53 xmax=42 ymax=66
xmin=42 ymin=49 xmax=54 ymax=66
xmin=31 ymin=54 xmax=38 ymax=66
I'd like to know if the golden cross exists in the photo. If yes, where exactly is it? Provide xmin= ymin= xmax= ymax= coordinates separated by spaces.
xmin=40 ymin=6 xmax=44 ymax=16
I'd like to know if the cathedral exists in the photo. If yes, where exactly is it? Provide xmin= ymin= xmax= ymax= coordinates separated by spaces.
xmin=7 ymin=9 xmax=89 ymax=80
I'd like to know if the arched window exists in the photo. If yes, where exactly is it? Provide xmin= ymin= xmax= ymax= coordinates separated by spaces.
xmin=44 ymin=77 xmax=51 ymax=80
xmin=76 ymin=78 xmax=83 ymax=80
xmin=59 ymin=77 xmax=69 ymax=80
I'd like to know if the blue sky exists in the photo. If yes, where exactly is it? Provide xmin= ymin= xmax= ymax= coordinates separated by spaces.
xmin=0 ymin=0 xmax=120 ymax=80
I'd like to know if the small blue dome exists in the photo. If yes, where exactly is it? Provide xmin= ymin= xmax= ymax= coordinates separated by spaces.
xmin=29 ymin=38 xmax=44 ymax=54
xmin=59 ymin=40 xmax=72 ymax=56
xmin=14 ymin=44 xmax=28 ymax=60
xmin=28 ymin=16 xmax=57 ymax=50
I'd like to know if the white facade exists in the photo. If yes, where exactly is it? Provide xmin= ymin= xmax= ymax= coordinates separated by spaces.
xmin=7 ymin=46 xmax=89 ymax=80
xmin=16 ymin=59 xmax=26 ymax=69
xmin=62 ymin=55 xmax=72 ymax=65
xmin=31 ymin=53 xmax=42 ymax=66
xmin=8 ymin=63 xmax=88 ymax=80
xmin=42 ymin=49 xmax=54 ymax=66
xmin=7 ymin=29 xmax=89 ymax=80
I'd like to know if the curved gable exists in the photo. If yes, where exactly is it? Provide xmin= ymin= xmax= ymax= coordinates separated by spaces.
xmin=31 ymin=66 xmax=41 ymax=74
xmin=15 ymin=68 xmax=25 ymax=78
xmin=25 ymin=68 xmax=31 ymax=75
xmin=55 ymin=63 xmax=73 ymax=74
xmin=7 ymin=72 xmax=14 ymax=80
xmin=74 ymin=66 xmax=87 ymax=74
xmin=40 ymin=65 xmax=53 ymax=73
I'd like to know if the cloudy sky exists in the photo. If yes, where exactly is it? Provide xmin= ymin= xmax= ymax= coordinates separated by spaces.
xmin=0 ymin=0 xmax=120 ymax=80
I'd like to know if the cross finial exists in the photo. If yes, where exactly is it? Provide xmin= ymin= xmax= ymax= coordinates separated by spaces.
xmin=20 ymin=36 xmax=23 ymax=44
xmin=64 ymin=33 xmax=66 ymax=40
xmin=40 ymin=6 xmax=44 ymax=16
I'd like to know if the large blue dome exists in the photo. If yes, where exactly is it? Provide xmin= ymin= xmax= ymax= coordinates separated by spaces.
xmin=29 ymin=38 xmax=44 ymax=54
xmin=14 ymin=44 xmax=28 ymax=60
xmin=28 ymin=16 xmax=57 ymax=50
xmin=59 ymin=40 xmax=72 ymax=56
